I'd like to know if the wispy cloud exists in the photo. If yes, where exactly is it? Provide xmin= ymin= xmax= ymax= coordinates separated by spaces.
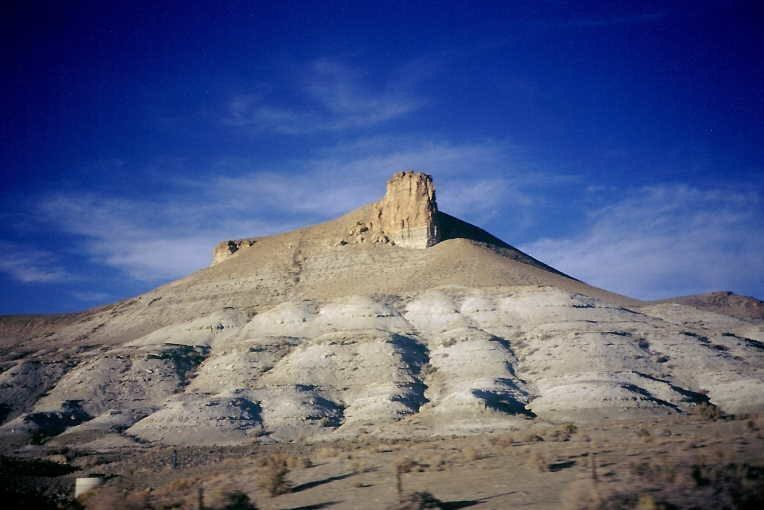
xmin=522 ymin=185 xmax=764 ymax=300
xmin=16 ymin=145 xmax=762 ymax=303
xmin=223 ymin=59 xmax=428 ymax=134
xmin=0 ymin=241 xmax=71 ymax=284
xmin=37 ymin=194 xmax=292 ymax=282
xmin=34 ymin=137 xmax=542 ymax=282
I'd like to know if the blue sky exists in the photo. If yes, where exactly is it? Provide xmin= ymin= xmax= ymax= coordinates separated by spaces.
xmin=1 ymin=1 xmax=762 ymax=313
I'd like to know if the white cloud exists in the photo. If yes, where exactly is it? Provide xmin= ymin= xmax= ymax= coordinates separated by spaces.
xmin=36 ymin=137 xmax=539 ymax=282
xmin=522 ymin=185 xmax=764 ymax=299
xmin=37 ymin=194 xmax=294 ymax=282
xmin=223 ymin=59 xmax=426 ymax=134
xmin=204 ymin=137 xmax=537 ymax=227
xmin=0 ymin=241 xmax=71 ymax=284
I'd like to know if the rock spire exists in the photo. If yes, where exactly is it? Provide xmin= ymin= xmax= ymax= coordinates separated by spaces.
xmin=371 ymin=170 xmax=440 ymax=249
xmin=211 ymin=170 xmax=442 ymax=265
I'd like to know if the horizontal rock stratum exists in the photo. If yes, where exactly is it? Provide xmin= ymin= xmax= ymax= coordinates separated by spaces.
xmin=1 ymin=171 xmax=763 ymax=447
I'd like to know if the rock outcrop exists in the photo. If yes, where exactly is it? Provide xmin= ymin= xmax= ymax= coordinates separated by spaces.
xmin=211 ymin=238 xmax=257 ymax=266
xmin=371 ymin=170 xmax=440 ymax=249
xmin=339 ymin=171 xmax=441 ymax=248
xmin=214 ymin=171 xmax=441 ymax=263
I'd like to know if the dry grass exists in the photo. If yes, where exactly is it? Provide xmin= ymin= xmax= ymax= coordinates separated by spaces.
xmin=563 ymin=453 xmax=764 ymax=510
xmin=462 ymin=446 xmax=480 ymax=462
xmin=83 ymin=487 xmax=156 ymax=510
xmin=523 ymin=432 xmax=545 ymax=443
xmin=695 ymin=402 xmax=723 ymax=421
xmin=351 ymin=455 xmax=371 ymax=474
xmin=528 ymin=449 xmax=549 ymax=472
xmin=635 ymin=428 xmax=652 ymax=442
xmin=285 ymin=454 xmax=312 ymax=469
xmin=548 ymin=423 xmax=578 ymax=442
xmin=314 ymin=446 xmax=339 ymax=460
xmin=256 ymin=453 xmax=292 ymax=497
xmin=215 ymin=490 xmax=258 ymax=509
xmin=388 ymin=490 xmax=446 ymax=509
xmin=492 ymin=434 xmax=515 ymax=448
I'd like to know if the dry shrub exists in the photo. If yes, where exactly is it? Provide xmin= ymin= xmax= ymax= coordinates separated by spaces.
xmin=695 ymin=402 xmax=723 ymax=421
xmin=745 ymin=412 xmax=764 ymax=434
xmin=560 ymin=479 xmax=605 ymax=510
xmin=528 ymin=449 xmax=549 ymax=472
xmin=424 ymin=453 xmax=450 ymax=471
xmin=83 ymin=487 xmax=153 ymax=510
xmin=628 ymin=461 xmax=680 ymax=485
xmin=549 ymin=423 xmax=578 ymax=442
xmin=523 ymin=433 xmax=544 ymax=443
xmin=420 ymin=364 xmax=438 ymax=377
xmin=396 ymin=457 xmax=419 ymax=475
xmin=562 ymin=479 xmax=674 ymax=510
xmin=564 ymin=459 xmax=764 ymax=510
xmin=285 ymin=454 xmax=312 ymax=469
xmin=563 ymin=423 xmax=579 ymax=434
xmin=389 ymin=490 xmax=446 ymax=509
xmin=215 ymin=490 xmax=258 ymax=510
xmin=256 ymin=454 xmax=292 ymax=497
xmin=441 ymin=338 xmax=458 ymax=348
xmin=394 ymin=457 xmax=422 ymax=501
xmin=462 ymin=446 xmax=480 ymax=462
xmin=314 ymin=446 xmax=338 ymax=460
xmin=351 ymin=456 xmax=369 ymax=474
xmin=492 ymin=434 xmax=514 ymax=448
xmin=163 ymin=476 xmax=198 ymax=494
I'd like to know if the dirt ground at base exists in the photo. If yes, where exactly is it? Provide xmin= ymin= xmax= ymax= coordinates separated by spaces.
xmin=3 ymin=413 xmax=764 ymax=510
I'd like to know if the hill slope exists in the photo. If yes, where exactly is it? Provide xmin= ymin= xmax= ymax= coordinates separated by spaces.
xmin=0 ymin=171 xmax=762 ymax=448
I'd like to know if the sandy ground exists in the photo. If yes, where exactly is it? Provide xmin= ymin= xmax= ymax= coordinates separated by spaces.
xmin=3 ymin=412 xmax=763 ymax=509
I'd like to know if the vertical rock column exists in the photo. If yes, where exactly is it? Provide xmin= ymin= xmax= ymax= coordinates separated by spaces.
xmin=372 ymin=171 xmax=441 ymax=249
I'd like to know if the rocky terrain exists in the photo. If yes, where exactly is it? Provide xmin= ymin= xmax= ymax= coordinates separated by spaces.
xmin=1 ymin=171 xmax=763 ymax=450
xmin=652 ymin=291 xmax=764 ymax=321
xmin=0 ymin=171 xmax=762 ymax=508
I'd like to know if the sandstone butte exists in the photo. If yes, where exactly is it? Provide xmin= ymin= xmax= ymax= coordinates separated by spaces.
xmin=0 ymin=170 xmax=763 ymax=448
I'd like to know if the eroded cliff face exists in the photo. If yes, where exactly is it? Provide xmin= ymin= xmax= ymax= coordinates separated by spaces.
xmin=339 ymin=171 xmax=441 ymax=248
xmin=370 ymin=170 xmax=440 ymax=249
xmin=212 ymin=170 xmax=441 ymax=265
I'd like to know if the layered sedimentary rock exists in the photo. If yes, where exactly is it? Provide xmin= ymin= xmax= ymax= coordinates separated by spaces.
xmin=370 ymin=170 xmax=440 ymax=249
xmin=1 ymin=170 xmax=762 ymax=449
xmin=214 ymin=171 xmax=440 ymax=264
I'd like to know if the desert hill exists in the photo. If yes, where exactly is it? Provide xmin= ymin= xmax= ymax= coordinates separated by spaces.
xmin=652 ymin=291 xmax=764 ymax=321
xmin=0 ymin=171 xmax=762 ymax=449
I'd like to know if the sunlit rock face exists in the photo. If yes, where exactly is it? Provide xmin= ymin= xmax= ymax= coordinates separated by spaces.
xmin=211 ymin=170 xmax=439 ymax=266
xmin=370 ymin=170 xmax=440 ymax=249
xmin=211 ymin=239 xmax=257 ymax=266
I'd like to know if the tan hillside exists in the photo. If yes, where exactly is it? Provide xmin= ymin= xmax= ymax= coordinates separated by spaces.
xmin=0 ymin=171 xmax=762 ymax=450
xmin=653 ymin=291 xmax=764 ymax=321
